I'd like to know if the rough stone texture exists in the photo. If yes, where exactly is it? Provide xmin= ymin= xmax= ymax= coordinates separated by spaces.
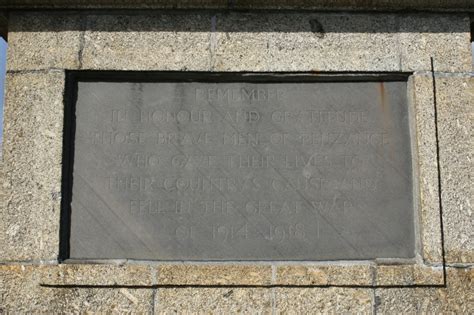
xmin=410 ymin=75 xmax=444 ymax=264
xmin=413 ymin=265 xmax=444 ymax=284
xmin=0 ymin=0 xmax=473 ymax=10
xmin=411 ymin=74 xmax=474 ymax=264
xmin=435 ymin=76 xmax=474 ymax=263
xmin=276 ymin=264 xmax=373 ymax=286
xmin=1 ymin=265 xmax=471 ymax=312
xmin=156 ymin=288 xmax=272 ymax=314
xmin=375 ymin=267 xmax=474 ymax=314
xmin=40 ymin=264 xmax=152 ymax=286
xmin=0 ymin=265 xmax=153 ymax=313
xmin=7 ymin=14 xmax=82 ymax=71
xmin=78 ymin=13 xmax=471 ymax=72
xmin=275 ymin=264 xmax=444 ymax=286
xmin=82 ymin=14 xmax=212 ymax=70
xmin=0 ymin=71 xmax=65 ymax=261
xmin=376 ymin=265 xmax=415 ymax=286
xmin=374 ymin=265 xmax=444 ymax=286
xmin=157 ymin=265 xmax=272 ymax=285
xmin=274 ymin=287 xmax=373 ymax=314
xmin=399 ymin=15 xmax=472 ymax=72
xmin=213 ymin=13 xmax=402 ymax=72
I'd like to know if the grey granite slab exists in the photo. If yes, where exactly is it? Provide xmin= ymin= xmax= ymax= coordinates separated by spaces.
xmin=68 ymin=76 xmax=414 ymax=260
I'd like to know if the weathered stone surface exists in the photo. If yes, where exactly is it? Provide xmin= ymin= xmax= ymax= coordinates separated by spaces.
xmin=81 ymin=14 xmax=211 ymax=70
xmin=7 ymin=13 xmax=82 ymax=71
xmin=0 ymin=265 xmax=153 ymax=313
xmin=81 ymin=13 xmax=403 ymax=72
xmin=156 ymin=288 xmax=272 ymax=314
xmin=374 ymin=264 xmax=444 ymax=286
xmin=399 ymin=15 xmax=471 ymax=72
xmin=0 ymin=71 xmax=65 ymax=261
xmin=79 ymin=13 xmax=471 ymax=72
xmin=410 ymin=75 xmax=443 ymax=263
xmin=435 ymin=76 xmax=474 ymax=263
xmin=276 ymin=264 xmax=373 ymax=285
xmin=274 ymin=287 xmax=373 ymax=313
xmin=40 ymin=264 xmax=152 ymax=286
xmin=7 ymin=12 xmax=470 ymax=73
xmin=157 ymin=265 xmax=271 ymax=285
xmin=413 ymin=265 xmax=444 ymax=285
xmin=213 ymin=13 xmax=401 ymax=72
xmin=411 ymin=75 xmax=473 ymax=264
xmin=375 ymin=267 xmax=474 ymax=313
xmin=276 ymin=264 xmax=444 ymax=286
xmin=375 ymin=265 xmax=414 ymax=286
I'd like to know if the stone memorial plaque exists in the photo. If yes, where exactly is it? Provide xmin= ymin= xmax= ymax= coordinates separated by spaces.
xmin=67 ymin=75 xmax=415 ymax=260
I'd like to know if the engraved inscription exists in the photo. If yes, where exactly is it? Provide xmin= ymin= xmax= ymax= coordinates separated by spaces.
xmin=69 ymin=79 xmax=415 ymax=260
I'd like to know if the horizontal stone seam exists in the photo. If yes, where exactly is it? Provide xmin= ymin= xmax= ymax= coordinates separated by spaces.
xmin=413 ymin=71 xmax=474 ymax=77
xmin=6 ymin=69 xmax=66 ymax=74
xmin=38 ymin=261 xmax=388 ymax=266
xmin=5 ymin=69 xmax=472 ymax=77
xmin=38 ymin=283 xmax=450 ymax=289
xmin=4 ymin=260 xmax=471 ymax=266
xmin=0 ymin=260 xmax=59 ymax=265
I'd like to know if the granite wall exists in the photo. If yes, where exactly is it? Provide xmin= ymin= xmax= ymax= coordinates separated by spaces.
xmin=0 ymin=11 xmax=472 ymax=313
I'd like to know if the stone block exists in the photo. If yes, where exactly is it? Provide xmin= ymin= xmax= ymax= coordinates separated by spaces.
xmin=375 ymin=267 xmax=473 ymax=313
xmin=7 ymin=13 xmax=82 ymax=70
xmin=435 ymin=76 xmax=474 ymax=263
xmin=40 ymin=264 xmax=153 ymax=286
xmin=399 ymin=15 xmax=471 ymax=72
xmin=81 ymin=13 xmax=212 ymax=70
xmin=0 ymin=265 xmax=153 ymax=313
xmin=375 ymin=265 xmax=414 ymax=286
xmin=410 ymin=75 xmax=443 ymax=263
xmin=156 ymin=287 xmax=272 ymax=314
xmin=274 ymin=287 xmax=373 ymax=313
xmin=275 ymin=264 xmax=373 ymax=286
xmin=213 ymin=13 xmax=401 ymax=72
xmin=157 ymin=264 xmax=272 ymax=285
xmin=410 ymin=75 xmax=473 ymax=264
xmin=1 ymin=71 xmax=65 ymax=261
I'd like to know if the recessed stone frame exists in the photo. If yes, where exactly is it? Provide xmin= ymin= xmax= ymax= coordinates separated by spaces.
xmin=54 ymin=71 xmax=446 ymax=288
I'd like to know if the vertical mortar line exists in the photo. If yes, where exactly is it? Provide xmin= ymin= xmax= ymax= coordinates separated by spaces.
xmin=430 ymin=57 xmax=447 ymax=286
xmin=271 ymin=287 xmax=276 ymax=315
xmin=395 ymin=14 xmax=403 ymax=72
xmin=370 ymin=264 xmax=376 ymax=286
xmin=78 ymin=13 xmax=87 ymax=70
xmin=151 ymin=265 xmax=158 ymax=314
xmin=271 ymin=265 xmax=276 ymax=315
xmin=271 ymin=264 xmax=276 ymax=284
xmin=372 ymin=288 xmax=377 ymax=315
xmin=371 ymin=263 xmax=378 ymax=315
xmin=209 ymin=15 xmax=217 ymax=71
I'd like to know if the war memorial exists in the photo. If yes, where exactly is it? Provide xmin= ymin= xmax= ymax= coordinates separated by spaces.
xmin=0 ymin=1 xmax=472 ymax=313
